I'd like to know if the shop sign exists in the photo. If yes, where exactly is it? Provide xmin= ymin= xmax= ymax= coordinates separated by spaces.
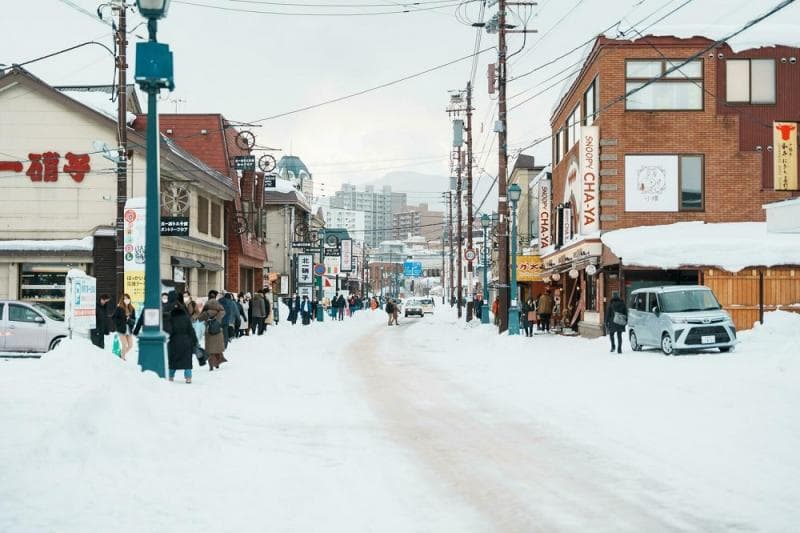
xmin=298 ymin=285 xmax=314 ymax=300
xmin=123 ymin=198 xmax=146 ymax=311
xmin=160 ymin=216 xmax=190 ymax=236
xmin=297 ymin=254 xmax=313 ymax=284
xmin=0 ymin=151 xmax=91 ymax=182
xmin=233 ymin=155 xmax=256 ymax=171
xmin=324 ymin=247 xmax=341 ymax=257
xmin=774 ymin=122 xmax=798 ymax=191
xmin=538 ymin=179 xmax=551 ymax=247
xmin=340 ymin=239 xmax=353 ymax=272
xmin=580 ymin=126 xmax=599 ymax=233
xmin=324 ymin=256 xmax=341 ymax=275
xmin=265 ymin=174 xmax=277 ymax=188
xmin=516 ymin=255 xmax=544 ymax=282
xmin=65 ymin=270 xmax=96 ymax=333
xmin=563 ymin=205 xmax=573 ymax=243
xmin=624 ymin=155 xmax=679 ymax=212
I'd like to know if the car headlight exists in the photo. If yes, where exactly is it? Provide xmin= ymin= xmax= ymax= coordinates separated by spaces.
xmin=669 ymin=316 xmax=688 ymax=324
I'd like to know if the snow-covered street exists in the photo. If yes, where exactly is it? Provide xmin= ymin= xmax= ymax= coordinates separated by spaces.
xmin=2 ymin=307 xmax=799 ymax=532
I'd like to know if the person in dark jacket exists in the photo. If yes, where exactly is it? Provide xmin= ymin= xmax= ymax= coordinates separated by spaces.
xmin=288 ymin=294 xmax=301 ymax=325
xmin=300 ymin=296 xmax=312 ymax=325
xmin=520 ymin=298 xmax=535 ymax=337
xmin=250 ymin=292 xmax=266 ymax=335
xmin=336 ymin=294 xmax=346 ymax=321
xmin=167 ymin=300 xmax=197 ymax=383
xmin=91 ymin=294 xmax=112 ymax=348
xmin=220 ymin=293 xmax=238 ymax=348
xmin=605 ymin=294 xmax=628 ymax=354
xmin=111 ymin=293 xmax=136 ymax=360
xmin=385 ymin=298 xmax=395 ymax=326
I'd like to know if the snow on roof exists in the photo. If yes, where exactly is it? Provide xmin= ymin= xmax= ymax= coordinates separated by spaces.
xmin=0 ymin=236 xmax=93 ymax=252
xmin=58 ymin=89 xmax=138 ymax=125
xmin=601 ymin=222 xmax=800 ymax=272
xmin=625 ymin=23 xmax=800 ymax=53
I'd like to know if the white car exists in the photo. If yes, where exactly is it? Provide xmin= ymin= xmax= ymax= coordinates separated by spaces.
xmin=417 ymin=297 xmax=435 ymax=314
xmin=0 ymin=300 xmax=69 ymax=352
xmin=403 ymin=298 xmax=424 ymax=318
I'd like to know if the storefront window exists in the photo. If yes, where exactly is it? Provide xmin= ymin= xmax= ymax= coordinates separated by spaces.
xmin=19 ymin=264 xmax=83 ymax=311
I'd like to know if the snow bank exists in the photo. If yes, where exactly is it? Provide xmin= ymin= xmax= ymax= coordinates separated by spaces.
xmin=601 ymin=221 xmax=800 ymax=271
xmin=631 ymin=23 xmax=800 ymax=53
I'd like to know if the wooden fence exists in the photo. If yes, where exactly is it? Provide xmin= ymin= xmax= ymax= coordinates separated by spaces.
xmin=703 ymin=267 xmax=800 ymax=331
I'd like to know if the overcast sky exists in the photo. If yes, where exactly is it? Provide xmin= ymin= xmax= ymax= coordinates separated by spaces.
xmin=3 ymin=0 xmax=797 ymax=206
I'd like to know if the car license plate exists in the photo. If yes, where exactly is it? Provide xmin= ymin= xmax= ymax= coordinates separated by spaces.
xmin=701 ymin=335 xmax=715 ymax=344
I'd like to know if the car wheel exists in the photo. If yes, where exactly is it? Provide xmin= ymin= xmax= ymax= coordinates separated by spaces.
xmin=404 ymin=312 xmax=408 ymax=317
xmin=719 ymin=346 xmax=733 ymax=353
xmin=629 ymin=330 xmax=642 ymax=352
xmin=661 ymin=333 xmax=675 ymax=356
xmin=49 ymin=336 xmax=64 ymax=351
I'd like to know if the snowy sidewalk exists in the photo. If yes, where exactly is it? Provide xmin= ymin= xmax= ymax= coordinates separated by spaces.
xmin=1 ymin=308 xmax=798 ymax=532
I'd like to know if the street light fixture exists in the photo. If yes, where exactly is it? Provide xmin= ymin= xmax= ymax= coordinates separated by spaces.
xmin=134 ymin=0 xmax=174 ymax=377
xmin=480 ymin=214 xmax=491 ymax=325
xmin=507 ymin=183 xmax=522 ymax=336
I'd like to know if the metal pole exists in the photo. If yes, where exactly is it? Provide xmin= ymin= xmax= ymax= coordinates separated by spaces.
xmin=508 ymin=200 xmax=520 ymax=335
xmin=137 ymin=18 xmax=166 ymax=378
xmin=482 ymin=225 xmax=490 ymax=324
xmin=496 ymin=0 xmax=510 ymax=333
xmin=466 ymin=82 xmax=474 ymax=315
xmin=441 ymin=227 xmax=446 ymax=305
xmin=316 ymin=229 xmax=324 ymax=321
xmin=448 ymin=192 xmax=454 ymax=307
xmin=115 ymin=2 xmax=128 ymax=299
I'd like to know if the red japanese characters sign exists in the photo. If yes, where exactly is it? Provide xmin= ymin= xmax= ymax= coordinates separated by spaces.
xmin=774 ymin=122 xmax=798 ymax=191
xmin=0 ymin=151 xmax=91 ymax=183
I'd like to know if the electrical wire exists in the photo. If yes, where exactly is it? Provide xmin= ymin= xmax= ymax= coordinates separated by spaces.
xmin=172 ymin=0 xmax=473 ymax=16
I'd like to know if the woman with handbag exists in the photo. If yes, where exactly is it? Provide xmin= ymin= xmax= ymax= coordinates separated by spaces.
xmin=521 ymin=298 xmax=536 ymax=337
xmin=605 ymin=294 xmax=629 ymax=354
xmin=111 ymin=293 xmax=136 ymax=360
xmin=198 ymin=290 xmax=226 ymax=371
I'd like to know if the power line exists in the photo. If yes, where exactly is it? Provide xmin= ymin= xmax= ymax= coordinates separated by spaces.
xmin=172 ymin=0 xmax=472 ymax=16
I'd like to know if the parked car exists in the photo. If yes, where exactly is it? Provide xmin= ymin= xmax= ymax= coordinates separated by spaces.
xmin=0 ymin=300 xmax=70 ymax=353
xmin=417 ymin=297 xmax=435 ymax=314
xmin=403 ymin=298 xmax=424 ymax=318
xmin=627 ymin=286 xmax=737 ymax=355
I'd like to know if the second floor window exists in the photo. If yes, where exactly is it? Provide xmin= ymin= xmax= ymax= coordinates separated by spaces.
xmin=726 ymin=59 xmax=776 ymax=104
xmin=569 ymin=105 xmax=581 ymax=148
xmin=197 ymin=196 xmax=209 ymax=234
xmin=583 ymin=77 xmax=598 ymax=125
xmin=211 ymin=202 xmax=222 ymax=238
xmin=625 ymin=59 xmax=703 ymax=111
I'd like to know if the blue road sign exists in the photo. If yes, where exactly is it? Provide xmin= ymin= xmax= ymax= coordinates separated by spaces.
xmin=403 ymin=260 xmax=423 ymax=278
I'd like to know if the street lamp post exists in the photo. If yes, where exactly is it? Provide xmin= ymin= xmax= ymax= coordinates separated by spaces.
xmin=134 ymin=0 xmax=174 ymax=377
xmin=508 ymin=183 xmax=522 ymax=336
xmin=316 ymin=229 xmax=325 ymax=322
xmin=480 ymin=214 xmax=490 ymax=324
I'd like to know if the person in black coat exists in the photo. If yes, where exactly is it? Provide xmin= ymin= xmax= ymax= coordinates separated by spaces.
xmin=167 ymin=301 xmax=198 ymax=383
xmin=605 ymin=294 xmax=628 ymax=354
xmin=288 ymin=294 xmax=301 ymax=325
xmin=111 ymin=293 xmax=136 ymax=360
xmin=91 ymin=293 xmax=111 ymax=348
xmin=300 ymin=296 xmax=312 ymax=325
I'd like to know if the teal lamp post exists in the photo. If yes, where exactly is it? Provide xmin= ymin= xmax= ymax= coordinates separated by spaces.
xmin=134 ymin=0 xmax=174 ymax=377
xmin=480 ymin=214 xmax=490 ymax=324
xmin=316 ymin=229 xmax=325 ymax=322
xmin=507 ymin=183 xmax=522 ymax=336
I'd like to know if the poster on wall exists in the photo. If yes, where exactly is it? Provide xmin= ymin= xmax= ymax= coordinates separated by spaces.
xmin=624 ymin=155 xmax=679 ymax=212
xmin=774 ymin=122 xmax=798 ymax=191
xmin=538 ymin=179 xmax=552 ymax=248
xmin=297 ymin=254 xmax=313 ymax=284
xmin=123 ymin=198 xmax=146 ymax=311
xmin=563 ymin=206 xmax=573 ymax=243
xmin=580 ymin=126 xmax=600 ymax=233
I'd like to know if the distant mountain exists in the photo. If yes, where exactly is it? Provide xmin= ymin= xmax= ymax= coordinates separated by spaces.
xmin=367 ymin=171 xmax=448 ymax=210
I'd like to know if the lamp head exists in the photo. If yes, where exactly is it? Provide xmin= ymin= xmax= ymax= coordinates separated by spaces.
xmin=508 ymin=183 xmax=522 ymax=204
xmin=481 ymin=214 xmax=490 ymax=228
xmin=136 ymin=0 xmax=171 ymax=19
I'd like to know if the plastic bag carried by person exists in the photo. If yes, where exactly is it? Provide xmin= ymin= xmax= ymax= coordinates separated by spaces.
xmin=111 ymin=334 xmax=121 ymax=357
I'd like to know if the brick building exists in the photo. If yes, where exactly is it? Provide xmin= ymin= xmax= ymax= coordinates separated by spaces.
xmin=542 ymin=35 xmax=800 ymax=336
xmin=132 ymin=114 xmax=268 ymax=294
xmin=392 ymin=203 xmax=444 ymax=242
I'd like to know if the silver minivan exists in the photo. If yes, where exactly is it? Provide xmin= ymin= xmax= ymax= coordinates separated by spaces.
xmin=0 ymin=300 xmax=69 ymax=353
xmin=627 ymin=286 xmax=737 ymax=355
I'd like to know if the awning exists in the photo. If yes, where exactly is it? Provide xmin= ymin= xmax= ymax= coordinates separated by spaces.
xmin=171 ymin=256 xmax=203 ymax=269
xmin=199 ymin=261 xmax=224 ymax=272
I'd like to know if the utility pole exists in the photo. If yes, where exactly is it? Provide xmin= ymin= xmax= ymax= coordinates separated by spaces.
xmin=114 ymin=1 xmax=128 ymax=298
xmin=456 ymin=145 xmax=463 ymax=318
xmin=448 ymin=191 xmax=454 ymax=307
xmin=441 ymin=227 xmax=446 ymax=305
xmin=465 ymin=81 xmax=474 ymax=319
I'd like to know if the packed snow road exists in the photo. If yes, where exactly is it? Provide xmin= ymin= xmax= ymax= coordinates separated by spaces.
xmin=1 ymin=307 xmax=798 ymax=532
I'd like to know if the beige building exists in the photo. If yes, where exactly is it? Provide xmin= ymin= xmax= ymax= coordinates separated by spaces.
xmin=0 ymin=67 xmax=234 ymax=309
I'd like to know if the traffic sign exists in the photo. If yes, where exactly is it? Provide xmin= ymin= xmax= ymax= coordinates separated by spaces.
xmin=464 ymin=248 xmax=477 ymax=262
xmin=313 ymin=263 xmax=326 ymax=276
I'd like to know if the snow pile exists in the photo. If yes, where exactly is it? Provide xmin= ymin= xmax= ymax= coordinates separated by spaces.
xmin=629 ymin=23 xmax=800 ymax=53
xmin=601 ymin=221 xmax=800 ymax=271
xmin=0 ymin=235 xmax=93 ymax=252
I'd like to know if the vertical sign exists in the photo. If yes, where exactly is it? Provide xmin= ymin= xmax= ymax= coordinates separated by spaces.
xmin=297 ymin=254 xmax=313 ymax=284
xmin=563 ymin=205 xmax=573 ymax=243
xmin=65 ymin=270 xmax=97 ymax=333
xmin=580 ymin=125 xmax=600 ymax=233
xmin=774 ymin=122 xmax=798 ymax=191
xmin=340 ymin=238 xmax=353 ymax=272
xmin=123 ymin=198 xmax=146 ymax=311
xmin=538 ymin=179 xmax=552 ymax=248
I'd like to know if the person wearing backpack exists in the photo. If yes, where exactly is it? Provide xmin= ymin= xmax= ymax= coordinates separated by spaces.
xmin=385 ymin=298 xmax=395 ymax=326
xmin=199 ymin=290 xmax=226 ymax=370
xmin=605 ymin=294 xmax=628 ymax=354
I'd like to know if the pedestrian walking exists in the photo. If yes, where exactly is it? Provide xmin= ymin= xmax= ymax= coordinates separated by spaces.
xmin=288 ymin=294 xmax=300 ymax=325
xmin=91 ymin=293 xmax=111 ymax=349
xmin=199 ymin=290 xmax=227 ymax=371
xmin=238 ymin=292 xmax=249 ymax=337
xmin=167 ymin=298 xmax=197 ymax=383
xmin=263 ymin=288 xmax=274 ymax=328
xmin=605 ymin=294 xmax=628 ymax=354
xmin=521 ymin=298 xmax=536 ymax=337
xmin=537 ymin=289 xmax=554 ymax=333
xmin=336 ymin=293 xmax=346 ymax=321
xmin=300 ymin=295 xmax=312 ymax=325
xmin=385 ymin=298 xmax=395 ymax=326
xmin=111 ymin=293 xmax=136 ymax=360
xmin=220 ymin=293 xmax=238 ymax=347
xmin=491 ymin=297 xmax=500 ymax=326
xmin=250 ymin=292 xmax=266 ymax=335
